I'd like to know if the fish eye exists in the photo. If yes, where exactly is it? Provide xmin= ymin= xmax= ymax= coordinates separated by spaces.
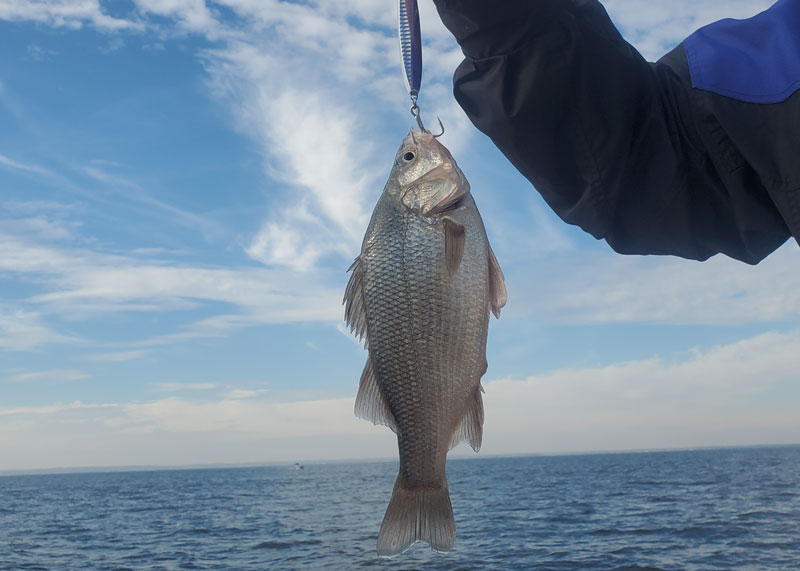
xmin=402 ymin=151 xmax=415 ymax=162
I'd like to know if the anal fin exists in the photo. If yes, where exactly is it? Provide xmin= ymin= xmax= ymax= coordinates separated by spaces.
xmin=448 ymin=385 xmax=484 ymax=452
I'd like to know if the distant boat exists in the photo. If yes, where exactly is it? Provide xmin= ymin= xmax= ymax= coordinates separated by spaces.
xmin=291 ymin=462 xmax=304 ymax=470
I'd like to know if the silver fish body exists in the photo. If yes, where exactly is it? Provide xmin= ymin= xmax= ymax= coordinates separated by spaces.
xmin=344 ymin=130 xmax=506 ymax=557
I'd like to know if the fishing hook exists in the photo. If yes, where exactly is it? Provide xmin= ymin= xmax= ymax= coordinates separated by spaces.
xmin=410 ymin=97 xmax=445 ymax=137
xmin=431 ymin=116 xmax=444 ymax=138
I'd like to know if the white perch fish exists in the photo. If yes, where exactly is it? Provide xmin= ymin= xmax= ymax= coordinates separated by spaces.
xmin=344 ymin=130 xmax=506 ymax=556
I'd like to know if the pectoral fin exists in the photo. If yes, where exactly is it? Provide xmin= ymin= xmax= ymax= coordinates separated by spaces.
xmin=354 ymin=357 xmax=397 ymax=432
xmin=488 ymin=246 xmax=507 ymax=318
xmin=443 ymin=218 xmax=465 ymax=277
xmin=448 ymin=385 xmax=485 ymax=452
xmin=343 ymin=256 xmax=368 ymax=344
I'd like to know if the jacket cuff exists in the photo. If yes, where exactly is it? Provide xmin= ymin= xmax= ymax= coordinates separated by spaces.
xmin=433 ymin=0 xmax=555 ymax=59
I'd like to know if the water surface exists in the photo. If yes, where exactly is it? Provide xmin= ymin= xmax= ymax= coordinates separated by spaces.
xmin=1 ymin=446 xmax=798 ymax=569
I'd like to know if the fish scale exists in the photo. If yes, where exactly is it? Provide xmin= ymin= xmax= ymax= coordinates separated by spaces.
xmin=344 ymin=130 xmax=506 ymax=556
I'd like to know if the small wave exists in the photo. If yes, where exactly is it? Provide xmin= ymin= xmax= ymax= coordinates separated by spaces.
xmin=628 ymin=527 xmax=669 ymax=536
xmin=253 ymin=538 xmax=322 ymax=550
xmin=626 ymin=480 xmax=668 ymax=486
xmin=546 ymin=516 xmax=582 ymax=523
xmin=590 ymin=528 xmax=618 ymax=536
xmin=736 ymin=510 xmax=790 ymax=519
xmin=611 ymin=546 xmax=640 ymax=555
xmin=738 ymin=540 xmax=800 ymax=550
xmin=677 ymin=525 xmax=718 ymax=539
xmin=648 ymin=496 xmax=678 ymax=503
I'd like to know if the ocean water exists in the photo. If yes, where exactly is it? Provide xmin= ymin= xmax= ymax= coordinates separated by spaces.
xmin=1 ymin=446 xmax=798 ymax=570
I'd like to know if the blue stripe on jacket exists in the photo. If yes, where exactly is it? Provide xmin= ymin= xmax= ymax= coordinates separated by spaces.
xmin=685 ymin=0 xmax=800 ymax=103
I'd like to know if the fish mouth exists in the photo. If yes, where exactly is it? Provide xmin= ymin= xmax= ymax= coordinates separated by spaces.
xmin=423 ymin=193 xmax=466 ymax=217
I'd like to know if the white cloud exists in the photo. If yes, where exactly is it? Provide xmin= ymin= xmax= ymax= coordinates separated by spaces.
xmin=0 ymin=305 xmax=77 ymax=351
xmin=0 ymin=207 xmax=83 ymax=242
xmin=190 ymin=0 xmax=467 ymax=272
xmin=1 ymin=228 xmax=341 ymax=324
xmin=0 ymin=0 xmax=140 ymax=31
xmin=9 ymin=369 xmax=88 ymax=382
xmin=225 ymin=388 xmax=269 ymax=400
xmin=154 ymin=382 xmax=218 ymax=392
xmin=512 ymin=242 xmax=800 ymax=325
xmin=133 ymin=0 xmax=218 ymax=34
xmin=482 ymin=329 xmax=800 ymax=454
xmin=1 ymin=328 xmax=798 ymax=470
xmin=30 ymin=264 xmax=342 ymax=322
xmin=201 ymin=43 xmax=387 ymax=271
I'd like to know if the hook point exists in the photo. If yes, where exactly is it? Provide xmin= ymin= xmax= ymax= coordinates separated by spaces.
xmin=431 ymin=116 xmax=445 ymax=138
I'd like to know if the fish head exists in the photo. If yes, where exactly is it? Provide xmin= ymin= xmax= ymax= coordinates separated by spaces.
xmin=390 ymin=130 xmax=470 ymax=217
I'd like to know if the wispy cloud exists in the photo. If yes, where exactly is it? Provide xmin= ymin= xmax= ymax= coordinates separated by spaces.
xmin=189 ymin=0 xmax=470 ymax=271
xmin=26 ymin=44 xmax=57 ymax=61
xmin=1 ymin=154 xmax=218 ymax=243
xmin=1 ymin=229 xmax=341 ymax=326
xmin=9 ymin=369 xmax=88 ymax=383
xmin=201 ymin=41 xmax=389 ymax=271
xmin=85 ymin=350 xmax=149 ymax=363
xmin=79 ymin=164 xmax=221 ymax=237
xmin=0 ymin=401 xmax=118 ymax=417
xmin=0 ymin=153 xmax=54 ymax=177
xmin=133 ymin=0 xmax=220 ymax=36
xmin=240 ymin=88 xmax=377 ymax=269
xmin=0 ymin=0 xmax=140 ymax=31
xmin=0 ymin=305 xmax=77 ymax=351
xmin=0 ymin=204 xmax=84 ymax=242
xmin=511 ymin=243 xmax=800 ymax=326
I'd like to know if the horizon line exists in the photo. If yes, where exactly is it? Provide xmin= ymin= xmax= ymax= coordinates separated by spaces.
xmin=2 ymin=441 xmax=798 ymax=478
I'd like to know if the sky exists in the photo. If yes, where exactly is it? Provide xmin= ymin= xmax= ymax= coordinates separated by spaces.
xmin=1 ymin=0 xmax=797 ymax=473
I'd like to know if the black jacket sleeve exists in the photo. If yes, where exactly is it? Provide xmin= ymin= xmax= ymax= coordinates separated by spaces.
xmin=433 ymin=0 xmax=790 ymax=263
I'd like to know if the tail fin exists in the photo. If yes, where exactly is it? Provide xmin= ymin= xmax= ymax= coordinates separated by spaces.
xmin=376 ymin=477 xmax=455 ymax=557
